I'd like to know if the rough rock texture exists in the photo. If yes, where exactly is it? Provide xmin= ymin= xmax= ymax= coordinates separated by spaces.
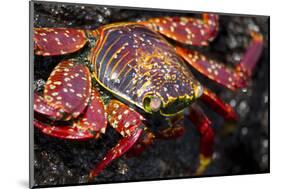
xmin=32 ymin=2 xmax=269 ymax=187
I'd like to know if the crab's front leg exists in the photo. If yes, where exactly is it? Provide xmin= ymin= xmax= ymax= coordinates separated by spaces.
xmin=176 ymin=31 xmax=263 ymax=91
xmin=140 ymin=13 xmax=219 ymax=46
xmin=89 ymin=100 xmax=144 ymax=179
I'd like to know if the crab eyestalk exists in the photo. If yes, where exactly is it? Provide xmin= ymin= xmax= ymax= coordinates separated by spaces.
xmin=143 ymin=95 xmax=162 ymax=113
xmin=194 ymin=84 xmax=204 ymax=99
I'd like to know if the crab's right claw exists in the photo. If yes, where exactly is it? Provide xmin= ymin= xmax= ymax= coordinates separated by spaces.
xmin=34 ymin=28 xmax=87 ymax=56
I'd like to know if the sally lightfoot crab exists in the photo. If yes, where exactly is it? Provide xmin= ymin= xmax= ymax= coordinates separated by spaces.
xmin=33 ymin=13 xmax=263 ymax=179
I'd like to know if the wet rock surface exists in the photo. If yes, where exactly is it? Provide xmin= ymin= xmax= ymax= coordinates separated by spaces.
xmin=32 ymin=2 xmax=269 ymax=187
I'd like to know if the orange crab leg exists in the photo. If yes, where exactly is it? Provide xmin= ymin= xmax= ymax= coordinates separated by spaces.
xmin=201 ymin=88 xmax=237 ymax=121
xmin=89 ymin=100 xmax=144 ymax=179
xmin=141 ymin=13 xmax=219 ymax=46
xmin=176 ymin=31 xmax=263 ymax=91
xmin=34 ymin=28 xmax=87 ymax=56
xmin=188 ymin=104 xmax=214 ymax=175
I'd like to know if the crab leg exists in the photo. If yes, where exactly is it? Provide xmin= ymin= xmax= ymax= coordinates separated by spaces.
xmin=34 ymin=28 xmax=87 ymax=56
xmin=176 ymin=31 xmax=263 ymax=91
xmin=188 ymin=104 xmax=214 ymax=175
xmin=141 ymin=13 xmax=219 ymax=46
xmin=89 ymin=100 xmax=144 ymax=178
xmin=201 ymin=88 xmax=237 ymax=121
xmin=126 ymin=127 xmax=155 ymax=158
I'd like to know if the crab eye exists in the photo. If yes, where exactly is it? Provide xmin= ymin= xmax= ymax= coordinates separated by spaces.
xmin=194 ymin=84 xmax=204 ymax=98
xmin=143 ymin=95 xmax=162 ymax=113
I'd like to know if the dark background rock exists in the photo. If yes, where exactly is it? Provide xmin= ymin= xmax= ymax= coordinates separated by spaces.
xmin=32 ymin=1 xmax=269 ymax=187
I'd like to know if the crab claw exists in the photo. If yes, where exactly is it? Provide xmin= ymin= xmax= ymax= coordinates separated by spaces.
xmin=34 ymin=93 xmax=63 ymax=120
xmin=34 ymin=88 xmax=107 ymax=140
xmin=34 ymin=28 xmax=87 ymax=56
xmin=40 ymin=60 xmax=92 ymax=120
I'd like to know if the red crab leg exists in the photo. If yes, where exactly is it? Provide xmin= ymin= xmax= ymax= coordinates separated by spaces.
xmin=140 ymin=13 xmax=219 ymax=46
xmin=89 ymin=100 xmax=144 ymax=179
xmin=126 ymin=127 xmax=155 ymax=158
xmin=201 ymin=88 xmax=237 ymax=121
xmin=188 ymin=104 xmax=214 ymax=175
xmin=176 ymin=31 xmax=263 ymax=91
xmin=127 ymin=113 xmax=187 ymax=157
xmin=34 ymin=88 xmax=107 ymax=140
xmin=34 ymin=28 xmax=87 ymax=56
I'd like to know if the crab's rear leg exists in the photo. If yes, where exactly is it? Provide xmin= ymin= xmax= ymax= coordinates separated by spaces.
xmin=176 ymin=31 xmax=263 ymax=91
xmin=89 ymin=100 xmax=144 ymax=179
xmin=140 ymin=13 xmax=219 ymax=46
xmin=34 ymin=28 xmax=87 ymax=56
xmin=188 ymin=104 xmax=214 ymax=175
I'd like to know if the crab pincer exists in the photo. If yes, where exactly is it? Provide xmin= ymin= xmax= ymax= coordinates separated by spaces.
xmin=34 ymin=28 xmax=87 ymax=56
xmin=34 ymin=60 xmax=107 ymax=139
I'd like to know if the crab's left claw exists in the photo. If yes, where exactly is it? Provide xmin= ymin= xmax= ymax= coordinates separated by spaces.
xmin=34 ymin=60 xmax=107 ymax=139
xmin=34 ymin=88 xmax=107 ymax=140
xmin=34 ymin=28 xmax=87 ymax=56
